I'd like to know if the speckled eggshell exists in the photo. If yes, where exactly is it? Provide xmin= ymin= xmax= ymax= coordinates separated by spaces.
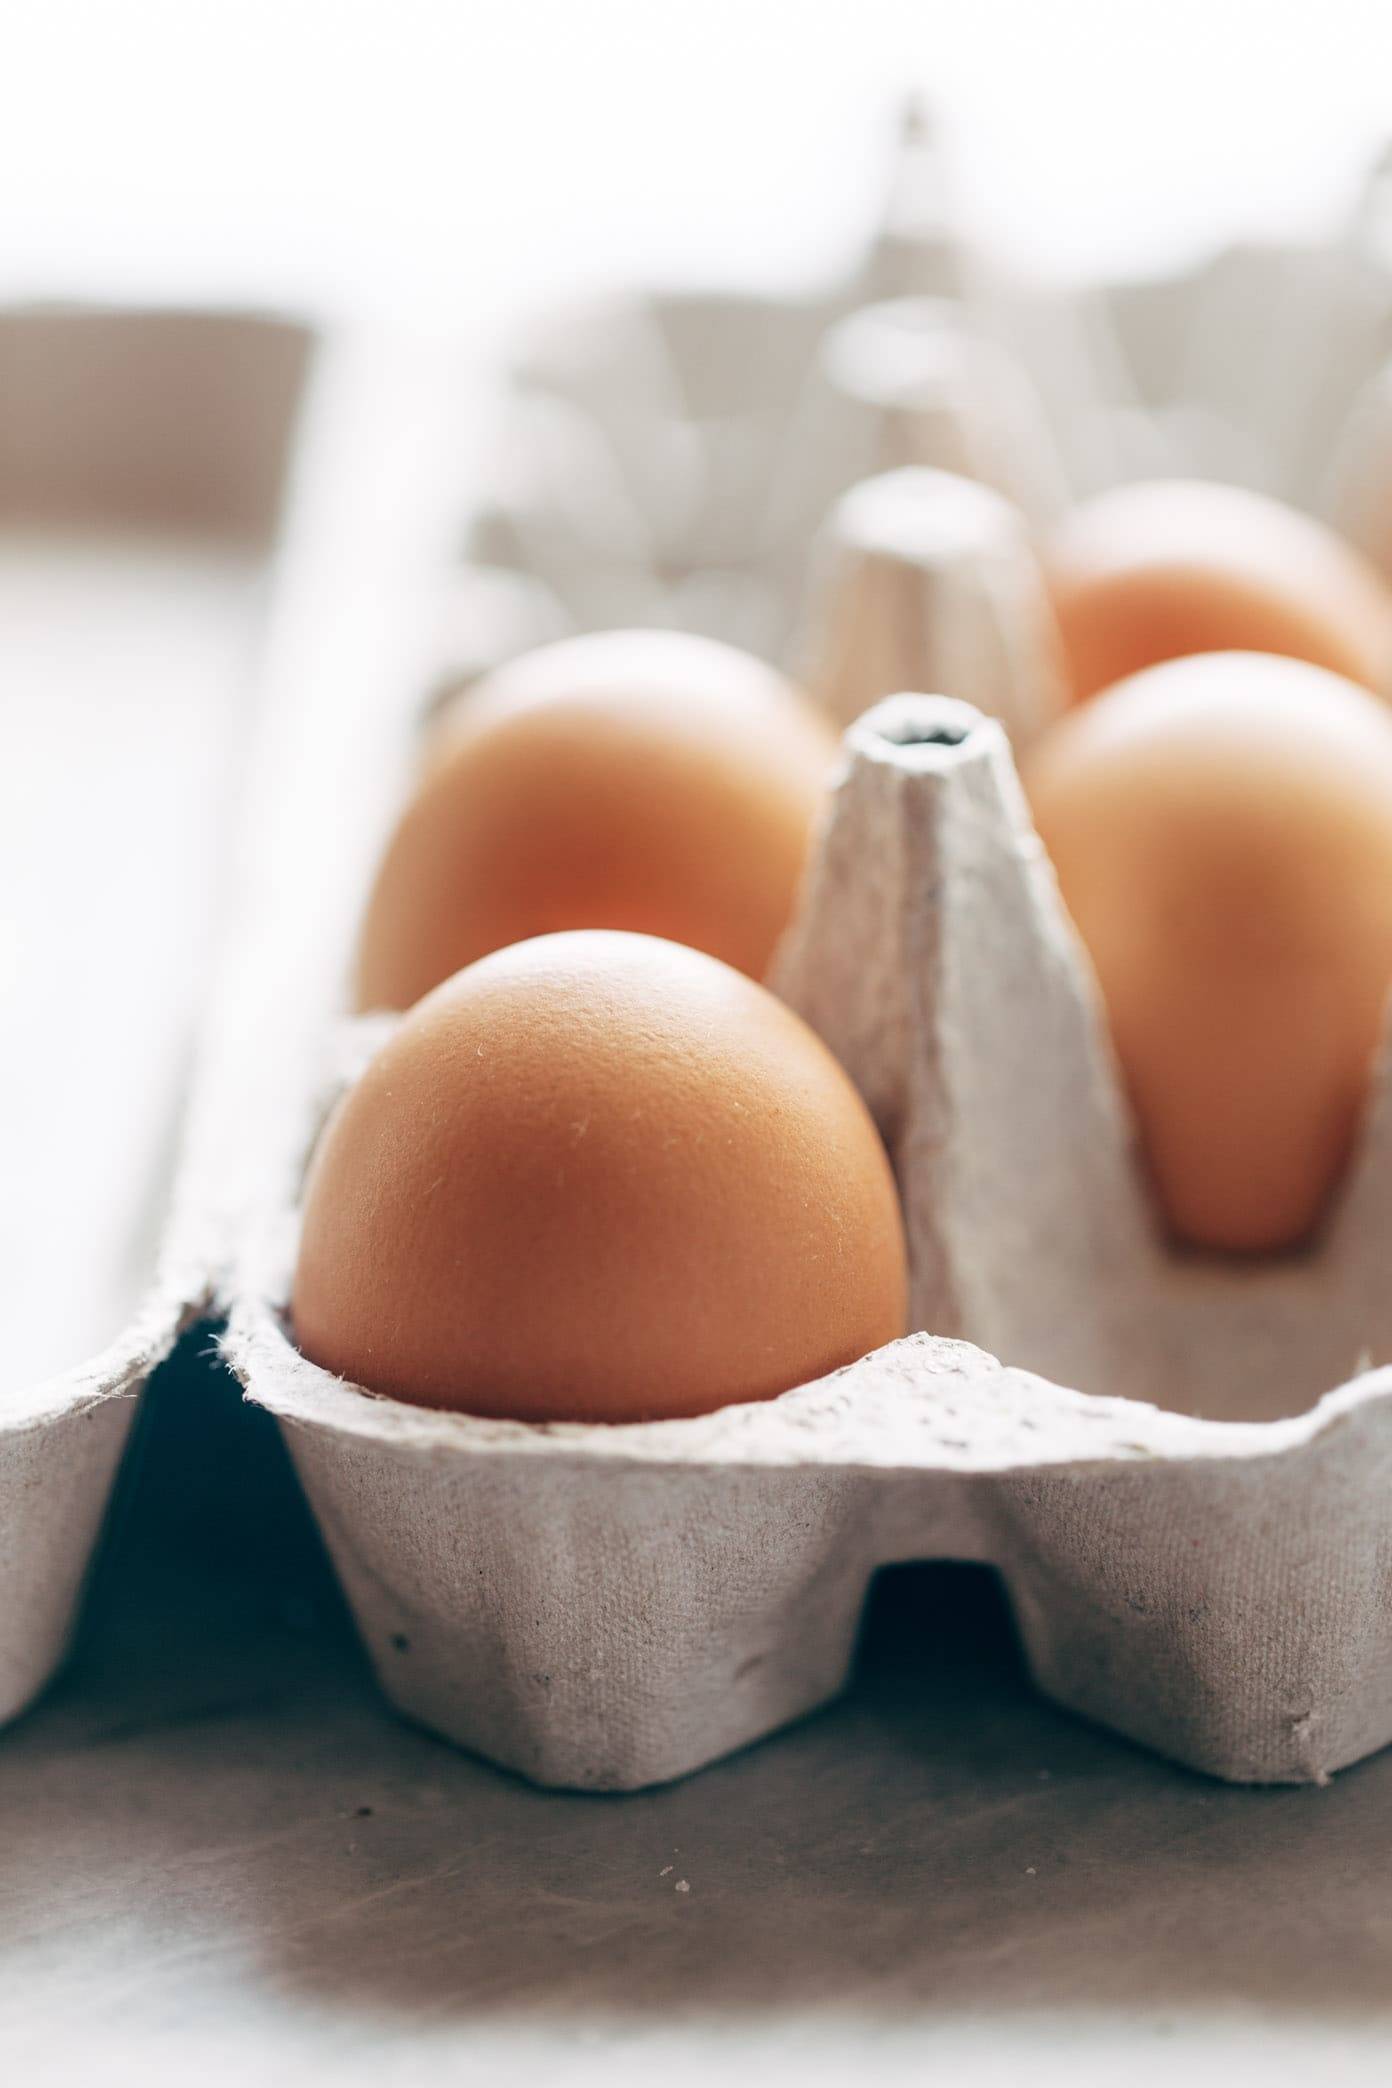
xmin=295 ymin=930 xmax=909 ymax=1421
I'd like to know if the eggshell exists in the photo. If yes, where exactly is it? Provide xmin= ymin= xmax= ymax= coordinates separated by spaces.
xmin=355 ymin=628 xmax=838 ymax=1011
xmin=1045 ymin=478 xmax=1392 ymax=705
xmin=294 ymin=930 xmax=909 ymax=1421
xmin=1023 ymin=652 xmax=1392 ymax=1253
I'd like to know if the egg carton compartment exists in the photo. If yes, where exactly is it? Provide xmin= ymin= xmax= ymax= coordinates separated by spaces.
xmin=227 ymin=1294 xmax=1392 ymax=1793
xmin=0 ymin=305 xmax=311 ymax=1728
xmin=214 ymin=129 xmax=1392 ymax=1792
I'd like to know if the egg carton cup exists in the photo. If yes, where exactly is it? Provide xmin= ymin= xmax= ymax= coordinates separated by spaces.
xmin=226 ymin=1273 xmax=1392 ymax=1793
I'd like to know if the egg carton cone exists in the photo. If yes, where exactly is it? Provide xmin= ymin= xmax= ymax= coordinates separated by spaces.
xmin=773 ymin=695 xmax=1392 ymax=1418
xmin=817 ymin=296 xmax=1073 ymax=529
xmin=857 ymin=101 xmax=971 ymax=305
xmin=795 ymin=465 xmax=1068 ymax=741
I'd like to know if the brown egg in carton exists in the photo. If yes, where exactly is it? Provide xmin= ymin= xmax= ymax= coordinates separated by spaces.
xmin=0 ymin=307 xmax=310 ymax=1732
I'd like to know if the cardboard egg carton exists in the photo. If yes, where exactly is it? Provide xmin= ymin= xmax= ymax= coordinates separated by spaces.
xmin=797 ymin=465 xmax=1070 ymax=739
xmin=446 ymin=126 xmax=1392 ymax=678
xmin=0 ymin=306 xmax=310 ymax=1730
xmin=1 ymin=1317 xmax=161 ymax=1732
xmin=227 ymin=1278 xmax=1392 ymax=1793
xmin=14 ymin=116 xmax=1392 ymax=1785
xmin=218 ymin=222 xmax=1392 ymax=1793
xmin=225 ymin=677 xmax=1392 ymax=1793
xmin=208 ymin=120 xmax=1392 ymax=1790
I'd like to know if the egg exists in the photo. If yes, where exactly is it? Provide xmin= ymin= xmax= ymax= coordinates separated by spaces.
xmin=1045 ymin=479 xmax=1392 ymax=706
xmin=294 ymin=930 xmax=908 ymax=1421
xmin=356 ymin=629 xmax=839 ymax=1011
xmin=1024 ymin=652 xmax=1392 ymax=1254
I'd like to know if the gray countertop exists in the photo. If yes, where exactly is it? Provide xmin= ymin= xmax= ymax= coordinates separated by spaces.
xmin=4 ymin=1334 xmax=1391 ymax=2085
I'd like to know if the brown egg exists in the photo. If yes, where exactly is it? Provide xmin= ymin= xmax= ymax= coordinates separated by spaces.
xmin=295 ymin=931 xmax=908 ymax=1420
xmin=1045 ymin=479 xmax=1392 ymax=705
xmin=356 ymin=629 xmax=839 ymax=1011
xmin=1024 ymin=653 xmax=1392 ymax=1254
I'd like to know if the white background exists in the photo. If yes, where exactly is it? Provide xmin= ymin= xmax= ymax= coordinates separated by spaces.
xmin=3 ymin=0 xmax=1392 ymax=327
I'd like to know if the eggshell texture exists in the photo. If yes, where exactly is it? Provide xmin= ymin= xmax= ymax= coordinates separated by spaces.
xmin=356 ymin=629 xmax=839 ymax=1011
xmin=294 ymin=931 xmax=909 ymax=1421
xmin=1024 ymin=652 xmax=1392 ymax=1254
xmin=1045 ymin=478 xmax=1392 ymax=705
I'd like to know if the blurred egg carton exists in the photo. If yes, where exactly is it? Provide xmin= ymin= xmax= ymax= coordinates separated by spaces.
xmin=0 ymin=307 xmax=311 ymax=1727
xmin=435 ymin=117 xmax=1392 ymax=722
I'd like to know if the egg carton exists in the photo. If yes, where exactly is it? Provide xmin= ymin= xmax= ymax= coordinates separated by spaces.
xmin=214 ymin=129 xmax=1392 ymax=1791
xmin=0 ymin=307 xmax=310 ymax=1731
xmin=226 ymin=684 xmax=1392 ymax=1792
xmin=1 ymin=1318 xmax=160 ymax=1732
xmin=442 ymin=124 xmax=1392 ymax=692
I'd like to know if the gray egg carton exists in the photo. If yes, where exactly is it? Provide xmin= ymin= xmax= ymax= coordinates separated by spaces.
xmin=211 ymin=129 xmax=1392 ymax=1792
xmin=225 ymin=692 xmax=1392 ymax=1792
xmin=0 ymin=307 xmax=310 ymax=1730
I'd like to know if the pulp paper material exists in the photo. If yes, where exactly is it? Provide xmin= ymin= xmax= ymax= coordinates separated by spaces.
xmin=459 ymin=139 xmax=1392 ymax=678
xmin=1 ymin=311 xmax=310 ymax=1399
xmin=0 ymin=1302 xmax=176 ymax=1726
xmin=220 ymin=141 xmax=1392 ymax=1795
xmin=797 ymin=467 xmax=1068 ymax=739
xmin=229 ymin=704 xmax=1392 ymax=1791
xmin=228 ymin=1289 xmax=1392 ymax=1792
xmin=479 ymin=290 xmax=1074 ymax=663
xmin=0 ymin=307 xmax=310 ymax=1729
xmin=819 ymin=297 xmax=1072 ymax=527
xmin=859 ymin=102 xmax=970 ymax=305
xmin=774 ymin=698 xmax=1392 ymax=1424
xmin=1323 ymin=358 xmax=1392 ymax=589
xmin=480 ymin=290 xmax=860 ymax=663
